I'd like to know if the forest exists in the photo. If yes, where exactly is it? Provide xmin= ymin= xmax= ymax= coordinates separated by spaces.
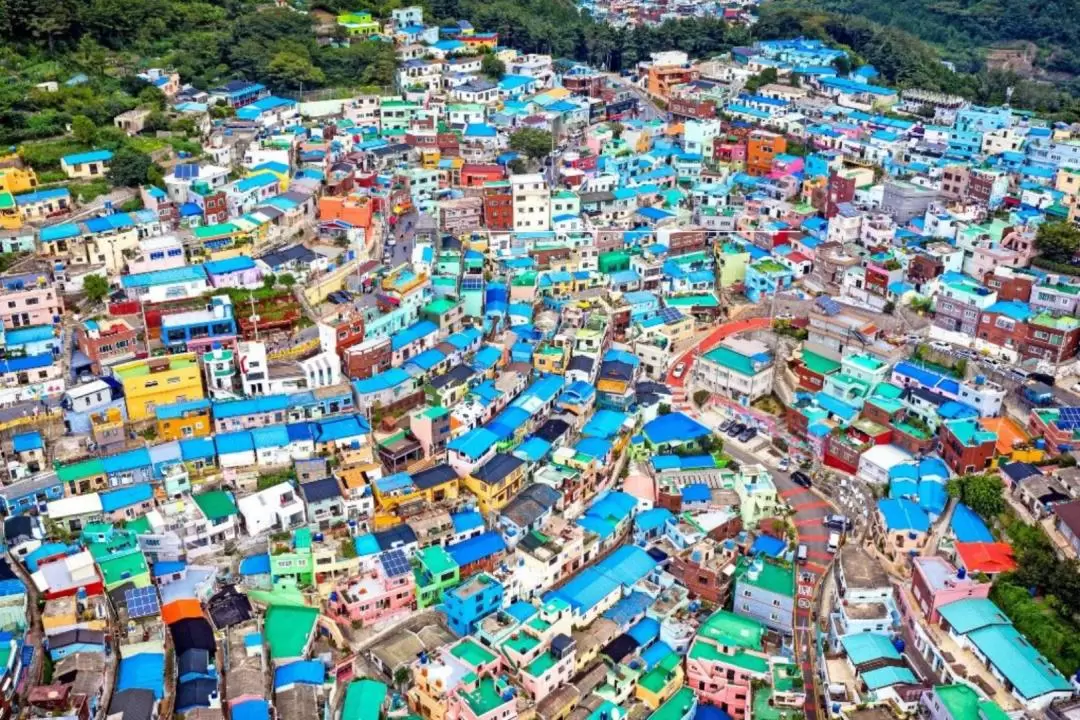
xmin=4 ymin=0 xmax=1080 ymax=148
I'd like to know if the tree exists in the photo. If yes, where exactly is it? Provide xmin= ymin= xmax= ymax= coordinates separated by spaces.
xmin=832 ymin=55 xmax=852 ymax=77
xmin=481 ymin=53 xmax=506 ymax=81
xmin=263 ymin=273 xmax=277 ymax=289
xmin=744 ymin=67 xmax=778 ymax=93
xmin=1036 ymin=221 xmax=1080 ymax=264
xmin=508 ymin=127 xmax=554 ymax=163
xmin=71 ymin=114 xmax=97 ymax=146
xmin=610 ymin=121 xmax=625 ymax=139
xmin=266 ymin=50 xmax=325 ymax=90
xmin=946 ymin=473 xmax=1004 ymax=521
xmin=106 ymin=147 xmax=158 ymax=187
xmin=507 ymin=157 xmax=527 ymax=174
xmin=693 ymin=389 xmax=710 ymax=407
xmin=83 ymin=274 xmax=110 ymax=304
xmin=279 ymin=273 xmax=297 ymax=289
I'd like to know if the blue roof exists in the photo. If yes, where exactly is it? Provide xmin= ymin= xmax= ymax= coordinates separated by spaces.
xmin=11 ymin=431 xmax=43 ymax=453
xmin=100 ymin=484 xmax=154 ymax=512
xmin=234 ymin=173 xmax=278 ymax=193
xmin=5 ymin=325 xmax=55 ymax=346
xmin=215 ymin=431 xmax=254 ymax=455
xmin=315 ymin=415 xmax=370 ymax=443
xmin=448 ymin=427 xmax=499 ymax=460
xmin=63 ymin=149 xmax=114 ymax=165
xmin=204 ymin=256 xmax=257 ymax=275
xmin=506 ymin=601 xmax=538 ymax=623
xmin=681 ymin=483 xmax=711 ymax=503
xmin=251 ymin=425 xmax=290 ymax=449
xmin=121 ymin=265 xmax=207 ymax=289
xmin=877 ymin=498 xmax=930 ymax=532
xmin=451 ymin=510 xmax=484 ymax=534
xmin=446 ymin=531 xmax=506 ymax=567
xmin=603 ymin=590 xmax=652 ymax=626
xmin=354 ymin=534 xmax=381 ymax=557
xmin=635 ymin=508 xmax=674 ymax=533
xmin=102 ymin=448 xmax=152 ymax=475
xmin=966 ymin=624 xmax=1071 ymax=700
xmin=627 ymin=616 xmax=660 ymax=645
xmin=117 ymin=653 xmax=166 ymax=698
xmin=642 ymin=412 xmax=710 ymax=445
xmin=40 ymin=223 xmax=80 ymax=241
xmin=353 ymin=368 xmax=411 ymax=394
xmin=16 ymin=188 xmax=71 ymax=206
xmin=391 ymin=320 xmax=438 ymax=351
xmin=239 ymin=554 xmax=270 ymax=575
xmin=232 ymin=700 xmax=271 ymax=720
xmin=151 ymin=560 xmax=186 ymax=578
xmin=749 ymin=535 xmax=786 ymax=558
xmin=937 ymin=597 xmax=1010 ymax=635
xmin=581 ymin=410 xmax=627 ymax=440
xmin=951 ymin=503 xmax=993 ymax=542
xmin=274 ymin=660 xmax=325 ymax=688
xmin=180 ymin=437 xmax=216 ymax=462
xmin=155 ymin=399 xmax=211 ymax=420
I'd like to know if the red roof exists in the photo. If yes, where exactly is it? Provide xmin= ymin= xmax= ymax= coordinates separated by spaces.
xmin=787 ymin=252 xmax=810 ymax=264
xmin=954 ymin=542 xmax=1017 ymax=575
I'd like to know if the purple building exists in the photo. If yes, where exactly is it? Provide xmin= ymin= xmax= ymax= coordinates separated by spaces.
xmin=204 ymin=256 xmax=264 ymax=289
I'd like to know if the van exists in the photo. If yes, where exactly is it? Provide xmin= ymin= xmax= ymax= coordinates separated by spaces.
xmin=827 ymin=532 xmax=840 ymax=553
xmin=825 ymin=514 xmax=851 ymax=531
xmin=796 ymin=544 xmax=808 ymax=564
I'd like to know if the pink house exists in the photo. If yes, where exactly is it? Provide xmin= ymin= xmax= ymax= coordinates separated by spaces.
xmin=910 ymin=556 xmax=989 ymax=625
xmin=447 ymin=674 xmax=518 ymax=720
xmin=0 ymin=285 xmax=63 ymax=329
xmin=685 ymin=611 xmax=770 ymax=720
xmin=205 ymin=256 xmax=264 ymax=290
xmin=328 ymin=561 xmax=415 ymax=627
xmin=520 ymin=636 xmax=575 ymax=701
xmin=409 ymin=638 xmax=506 ymax=720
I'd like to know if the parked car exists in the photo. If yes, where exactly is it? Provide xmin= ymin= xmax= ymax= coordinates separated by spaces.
xmin=825 ymin=514 xmax=852 ymax=531
xmin=791 ymin=471 xmax=812 ymax=488
xmin=672 ymin=362 xmax=687 ymax=379
xmin=727 ymin=422 xmax=746 ymax=438
xmin=738 ymin=427 xmax=758 ymax=443
xmin=719 ymin=419 xmax=734 ymax=433
xmin=1030 ymin=372 xmax=1056 ymax=387
xmin=778 ymin=457 xmax=790 ymax=472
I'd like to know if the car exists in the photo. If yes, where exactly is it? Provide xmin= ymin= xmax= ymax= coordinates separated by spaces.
xmin=796 ymin=544 xmax=808 ymax=563
xmin=738 ymin=427 xmax=758 ymax=443
xmin=778 ymin=457 xmax=791 ymax=472
xmin=719 ymin=419 xmax=734 ymax=433
xmin=791 ymin=471 xmax=812 ymax=488
xmin=1030 ymin=372 xmax=1056 ymax=387
xmin=672 ymin=362 xmax=687 ymax=379
xmin=727 ymin=423 xmax=746 ymax=438
xmin=930 ymin=341 xmax=951 ymax=351
xmin=825 ymin=514 xmax=852 ymax=531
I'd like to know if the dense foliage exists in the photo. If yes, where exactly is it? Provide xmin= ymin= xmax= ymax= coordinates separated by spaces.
xmin=991 ymin=519 xmax=1080 ymax=673
xmin=945 ymin=473 xmax=1005 ymax=521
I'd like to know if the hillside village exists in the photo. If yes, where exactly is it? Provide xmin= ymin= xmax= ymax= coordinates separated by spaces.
xmin=0 ymin=9 xmax=1078 ymax=720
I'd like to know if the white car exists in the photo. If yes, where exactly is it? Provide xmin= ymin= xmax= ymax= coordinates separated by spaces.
xmin=778 ymin=458 xmax=790 ymax=472
xmin=672 ymin=362 xmax=687 ymax=379
xmin=930 ymin=341 xmax=951 ymax=351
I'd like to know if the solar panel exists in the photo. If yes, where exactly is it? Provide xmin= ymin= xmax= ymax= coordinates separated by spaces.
xmin=816 ymin=295 xmax=842 ymax=316
xmin=380 ymin=549 xmax=410 ymax=578
xmin=125 ymin=586 xmax=161 ymax=619
xmin=175 ymin=163 xmax=200 ymax=180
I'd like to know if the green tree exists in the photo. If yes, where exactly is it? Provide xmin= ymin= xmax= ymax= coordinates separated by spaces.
xmin=946 ymin=473 xmax=1005 ymax=521
xmin=279 ymin=273 xmax=297 ymax=289
xmin=832 ymin=55 xmax=852 ymax=76
xmin=71 ymin=115 xmax=97 ymax=146
xmin=744 ymin=67 xmax=778 ymax=93
xmin=508 ymin=127 xmax=553 ymax=163
xmin=1036 ymin=221 xmax=1080 ymax=264
xmin=83 ymin=274 xmax=110 ymax=304
xmin=106 ymin=146 xmax=158 ymax=187
xmin=610 ymin=121 xmax=625 ymax=139
xmin=507 ymin=157 xmax=527 ymax=174
xmin=263 ymin=273 xmax=277 ymax=289
xmin=267 ymin=50 xmax=325 ymax=90
xmin=481 ymin=53 xmax=506 ymax=80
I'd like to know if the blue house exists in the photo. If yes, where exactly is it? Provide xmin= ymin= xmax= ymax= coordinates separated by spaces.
xmin=161 ymin=295 xmax=238 ymax=352
xmin=442 ymin=573 xmax=504 ymax=636
xmin=0 ymin=472 xmax=65 ymax=516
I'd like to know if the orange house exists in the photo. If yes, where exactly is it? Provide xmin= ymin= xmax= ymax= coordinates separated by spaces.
xmin=746 ymin=131 xmax=787 ymax=177
xmin=647 ymin=65 xmax=699 ymax=98
xmin=319 ymin=194 xmax=375 ymax=233
xmin=156 ymin=399 xmax=213 ymax=441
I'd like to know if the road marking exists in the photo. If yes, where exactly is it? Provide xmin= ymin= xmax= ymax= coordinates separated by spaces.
xmin=793 ymin=499 xmax=832 ymax=511
xmin=798 ymin=533 xmax=829 ymax=542
xmin=780 ymin=487 xmax=810 ymax=498
xmin=794 ymin=517 xmax=823 ymax=527
xmin=808 ymin=550 xmax=834 ymax=562
xmin=805 ymin=562 xmax=829 ymax=575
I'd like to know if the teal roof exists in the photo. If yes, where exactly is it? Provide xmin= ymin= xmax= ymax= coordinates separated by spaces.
xmin=967 ymin=624 xmax=1072 ymax=700
xmin=937 ymin=598 xmax=1010 ymax=635
xmin=840 ymin=633 xmax=900 ymax=665
xmin=862 ymin=666 xmax=917 ymax=690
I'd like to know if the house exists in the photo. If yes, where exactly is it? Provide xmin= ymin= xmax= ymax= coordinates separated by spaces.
xmin=60 ymin=151 xmax=113 ymax=180
xmin=236 ymin=483 xmax=306 ymax=536
xmin=732 ymin=556 xmax=794 ymax=636
xmin=694 ymin=338 xmax=774 ymax=403
xmin=462 ymin=453 xmax=527 ymax=516
xmin=442 ymin=573 xmax=503 ymax=636
xmin=685 ymin=610 xmax=769 ymax=719
xmin=1054 ymin=500 xmax=1080 ymax=558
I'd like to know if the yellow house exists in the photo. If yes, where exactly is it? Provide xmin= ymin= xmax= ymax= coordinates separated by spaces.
xmin=0 ymin=192 xmax=20 ymax=230
xmin=0 ymin=163 xmax=38 ymax=195
xmin=113 ymin=353 xmax=205 ymax=422
xmin=420 ymin=148 xmax=441 ymax=169
xmin=462 ymin=452 xmax=527 ymax=515
xmin=372 ymin=465 xmax=460 ymax=516
xmin=533 ymin=344 xmax=568 ymax=375
xmin=60 ymin=149 xmax=113 ymax=179
xmin=634 ymin=652 xmax=684 ymax=709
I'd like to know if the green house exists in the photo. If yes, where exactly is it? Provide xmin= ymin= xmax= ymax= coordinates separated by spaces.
xmin=414 ymin=545 xmax=459 ymax=609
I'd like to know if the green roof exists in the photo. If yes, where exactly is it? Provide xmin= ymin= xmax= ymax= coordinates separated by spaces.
xmin=639 ymin=652 xmax=681 ymax=693
xmin=124 ymin=515 xmax=152 ymax=535
xmin=752 ymin=687 xmax=802 ymax=720
xmin=702 ymin=345 xmax=760 ymax=375
xmin=451 ymin=639 xmax=497 ymax=667
xmin=57 ymin=457 xmax=105 ymax=483
xmin=418 ymin=546 xmax=457 ymax=575
xmin=935 ymin=684 xmax=1009 ymax=720
xmin=459 ymin=677 xmax=508 ymax=716
xmin=862 ymin=665 xmax=917 ymax=690
xmin=649 ymin=687 xmax=696 ymax=720
xmin=424 ymin=298 xmax=460 ymax=315
xmin=501 ymin=630 xmax=540 ymax=654
xmin=665 ymin=295 xmax=720 ymax=308
xmin=695 ymin=610 xmax=765 ymax=650
xmin=846 ymin=353 xmax=885 ymax=372
xmin=525 ymin=651 xmax=557 ymax=677
xmin=193 ymin=490 xmax=238 ymax=521
xmin=1030 ymin=312 xmax=1080 ymax=331
xmin=944 ymin=419 xmax=997 ymax=448
xmin=265 ymin=605 xmax=318 ymax=660
xmin=735 ymin=557 xmax=794 ymax=597
xmin=801 ymin=350 xmax=840 ymax=375
xmin=342 ymin=679 xmax=388 ymax=720
xmin=96 ymin=550 xmax=149 ymax=586
xmin=0 ymin=192 xmax=13 ymax=210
